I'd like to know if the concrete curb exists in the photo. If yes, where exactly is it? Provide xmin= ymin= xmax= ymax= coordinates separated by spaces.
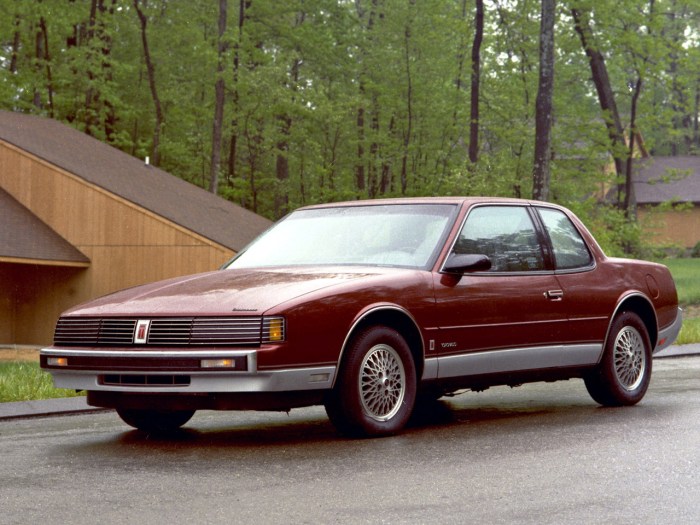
xmin=0 ymin=396 xmax=111 ymax=421
xmin=654 ymin=343 xmax=700 ymax=358
xmin=1 ymin=344 xmax=699 ymax=421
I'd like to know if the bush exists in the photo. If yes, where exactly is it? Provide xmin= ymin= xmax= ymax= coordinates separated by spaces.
xmin=691 ymin=241 xmax=700 ymax=258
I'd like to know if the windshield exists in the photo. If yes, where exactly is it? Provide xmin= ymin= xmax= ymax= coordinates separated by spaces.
xmin=226 ymin=203 xmax=457 ymax=270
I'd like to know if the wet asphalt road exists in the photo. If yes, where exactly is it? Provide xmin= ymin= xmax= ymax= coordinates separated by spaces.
xmin=1 ymin=356 xmax=699 ymax=524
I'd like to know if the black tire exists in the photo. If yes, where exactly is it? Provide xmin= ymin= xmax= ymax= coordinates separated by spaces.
xmin=116 ymin=408 xmax=195 ymax=432
xmin=584 ymin=311 xmax=652 ymax=407
xmin=325 ymin=326 xmax=417 ymax=438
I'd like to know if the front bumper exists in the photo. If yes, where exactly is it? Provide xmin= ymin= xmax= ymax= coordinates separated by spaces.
xmin=40 ymin=347 xmax=336 ymax=394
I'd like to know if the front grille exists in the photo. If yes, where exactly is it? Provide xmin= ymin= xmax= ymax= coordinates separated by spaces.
xmin=191 ymin=318 xmax=263 ymax=345
xmin=100 ymin=319 xmax=138 ymax=344
xmin=54 ymin=316 xmax=280 ymax=347
xmin=147 ymin=319 xmax=193 ymax=345
xmin=54 ymin=318 xmax=102 ymax=345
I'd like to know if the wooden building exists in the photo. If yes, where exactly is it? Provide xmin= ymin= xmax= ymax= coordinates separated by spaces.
xmin=634 ymin=156 xmax=700 ymax=249
xmin=0 ymin=111 xmax=272 ymax=346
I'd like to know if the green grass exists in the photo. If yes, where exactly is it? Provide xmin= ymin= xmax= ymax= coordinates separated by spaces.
xmin=659 ymin=258 xmax=700 ymax=345
xmin=676 ymin=317 xmax=700 ymax=345
xmin=0 ymin=362 xmax=84 ymax=403
xmin=662 ymin=258 xmax=700 ymax=306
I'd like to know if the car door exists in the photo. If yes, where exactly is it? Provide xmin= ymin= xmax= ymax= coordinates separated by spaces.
xmin=431 ymin=204 xmax=570 ymax=378
xmin=535 ymin=205 xmax=613 ymax=346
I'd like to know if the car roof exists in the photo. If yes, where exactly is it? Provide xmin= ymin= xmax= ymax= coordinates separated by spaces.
xmin=297 ymin=196 xmax=558 ymax=210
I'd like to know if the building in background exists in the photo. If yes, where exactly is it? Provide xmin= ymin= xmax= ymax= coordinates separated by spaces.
xmin=634 ymin=156 xmax=700 ymax=250
xmin=0 ymin=111 xmax=271 ymax=345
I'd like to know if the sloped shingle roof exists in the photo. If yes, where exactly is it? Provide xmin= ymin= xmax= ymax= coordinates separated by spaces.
xmin=0 ymin=111 xmax=271 ymax=251
xmin=634 ymin=156 xmax=700 ymax=204
xmin=0 ymin=187 xmax=89 ymax=266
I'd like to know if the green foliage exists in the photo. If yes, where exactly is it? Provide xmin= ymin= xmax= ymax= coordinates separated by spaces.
xmin=0 ymin=0 xmax=698 ymax=229
xmin=691 ymin=241 xmax=700 ymax=258
xmin=0 ymin=362 xmax=84 ymax=403
xmin=561 ymin=198 xmax=643 ymax=257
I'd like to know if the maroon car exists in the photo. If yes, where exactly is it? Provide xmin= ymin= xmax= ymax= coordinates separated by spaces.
xmin=41 ymin=197 xmax=682 ymax=437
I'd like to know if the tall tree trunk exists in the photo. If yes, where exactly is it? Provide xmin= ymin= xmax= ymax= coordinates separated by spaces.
xmin=354 ymin=0 xmax=380 ymax=195
xmin=10 ymin=16 xmax=20 ymax=73
xmin=452 ymin=0 xmax=468 ymax=128
xmin=103 ymin=0 xmax=118 ymax=142
xmin=694 ymin=77 xmax=700 ymax=150
xmin=532 ymin=0 xmax=555 ymax=201
xmin=401 ymin=24 xmax=413 ymax=194
xmin=84 ymin=0 xmax=99 ymax=135
xmin=38 ymin=17 xmax=55 ymax=117
xmin=571 ymin=7 xmax=627 ymax=207
xmin=468 ymin=0 xmax=484 ymax=164
xmin=625 ymin=77 xmax=642 ymax=220
xmin=355 ymin=106 xmax=366 ymax=192
xmin=210 ymin=0 xmax=228 ymax=194
xmin=368 ymin=108 xmax=379 ymax=198
xmin=134 ymin=0 xmax=164 ymax=166
xmin=227 ymin=0 xmax=250 ymax=196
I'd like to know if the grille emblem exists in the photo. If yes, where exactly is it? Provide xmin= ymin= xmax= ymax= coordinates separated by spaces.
xmin=134 ymin=320 xmax=151 ymax=344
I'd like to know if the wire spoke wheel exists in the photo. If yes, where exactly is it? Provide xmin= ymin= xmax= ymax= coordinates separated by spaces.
xmin=584 ymin=311 xmax=651 ymax=407
xmin=324 ymin=326 xmax=416 ymax=437
xmin=613 ymin=326 xmax=645 ymax=391
xmin=359 ymin=344 xmax=406 ymax=422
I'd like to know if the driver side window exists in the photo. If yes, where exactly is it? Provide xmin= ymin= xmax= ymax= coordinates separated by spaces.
xmin=454 ymin=206 xmax=545 ymax=272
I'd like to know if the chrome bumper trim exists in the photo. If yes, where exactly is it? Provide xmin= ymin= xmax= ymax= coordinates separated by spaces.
xmin=40 ymin=347 xmax=335 ymax=393
xmin=45 ymin=366 xmax=336 ymax=393
xmin=41 ymin=347 xmax=258 ymax=368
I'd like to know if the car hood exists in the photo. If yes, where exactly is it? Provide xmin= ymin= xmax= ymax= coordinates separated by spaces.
xmin=64 ymin=267 xmax=391 ymax=317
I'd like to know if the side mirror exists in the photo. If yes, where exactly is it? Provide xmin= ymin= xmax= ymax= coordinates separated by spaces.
xmin=443 ymin=253 xmax=492 ymax=274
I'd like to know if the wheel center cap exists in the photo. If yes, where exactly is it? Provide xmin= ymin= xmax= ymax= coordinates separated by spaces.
xmin=381 ymin=375 xmax=390 ymax=390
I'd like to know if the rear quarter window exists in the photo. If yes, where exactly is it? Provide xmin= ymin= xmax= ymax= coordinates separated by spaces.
xmin=537 ymin=207 xmax=592 ymax=270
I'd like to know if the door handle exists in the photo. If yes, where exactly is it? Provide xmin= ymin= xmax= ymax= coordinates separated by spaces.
xmin=545 ymin=289 xmax=564 ymax=301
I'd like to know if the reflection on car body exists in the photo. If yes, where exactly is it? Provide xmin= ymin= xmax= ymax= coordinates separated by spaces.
xmin=41 ymin=197 xmax=682 ymax=437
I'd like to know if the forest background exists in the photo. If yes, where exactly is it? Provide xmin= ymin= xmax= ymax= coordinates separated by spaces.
xmin=1 ymin=0 xmax=699 ymax=257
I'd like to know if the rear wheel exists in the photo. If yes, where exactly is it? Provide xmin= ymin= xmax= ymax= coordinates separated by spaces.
xmin=116 ymin=408 xmax=195 ymax=432
xmin=585 ymin=311 xmax=652 ymax=406
xmin=325 ymin=326 xmax=417 ymax=437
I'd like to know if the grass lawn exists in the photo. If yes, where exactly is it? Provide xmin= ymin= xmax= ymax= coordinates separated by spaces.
xmin=0 ymin=362 xmax=84 ymax=403
xmin=661 ymin=258 xmax=700 ymax=344
xmin=662 ymin=258 xmax=700 ymax=305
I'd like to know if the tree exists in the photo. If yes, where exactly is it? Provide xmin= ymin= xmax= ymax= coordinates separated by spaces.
xmin=571 ymin=6 xmax=628 ymax=209
xmin=468 ymin=0 xmax=484 ymax=164
xmin=209 ymin=0 xmax=228 ymax=194
xmin=1 ymin=0 xmax=698 ymax=255
xmin=133 ymin=0 xmax=164 ymax=166
xmin=532 ymin=0 xmax=555 ymax=201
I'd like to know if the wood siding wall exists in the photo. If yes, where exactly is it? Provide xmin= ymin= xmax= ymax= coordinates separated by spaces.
xmin=638 ymin=206 xmax=700 ymax=249
xmin=0 ymin=141 xmax=234 ymax=345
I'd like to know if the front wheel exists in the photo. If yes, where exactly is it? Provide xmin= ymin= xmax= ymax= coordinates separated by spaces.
xmin=325 ymin=326 xmax=417 ymax=437
xmin=584 ymin=311 xmax=652 ymax=406
xmin=116 ymin=408 xmax=196 ymax=433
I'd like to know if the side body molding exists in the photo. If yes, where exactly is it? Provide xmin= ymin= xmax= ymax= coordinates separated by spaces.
xmin=434 ymin=343 xmax=603 ymax=379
